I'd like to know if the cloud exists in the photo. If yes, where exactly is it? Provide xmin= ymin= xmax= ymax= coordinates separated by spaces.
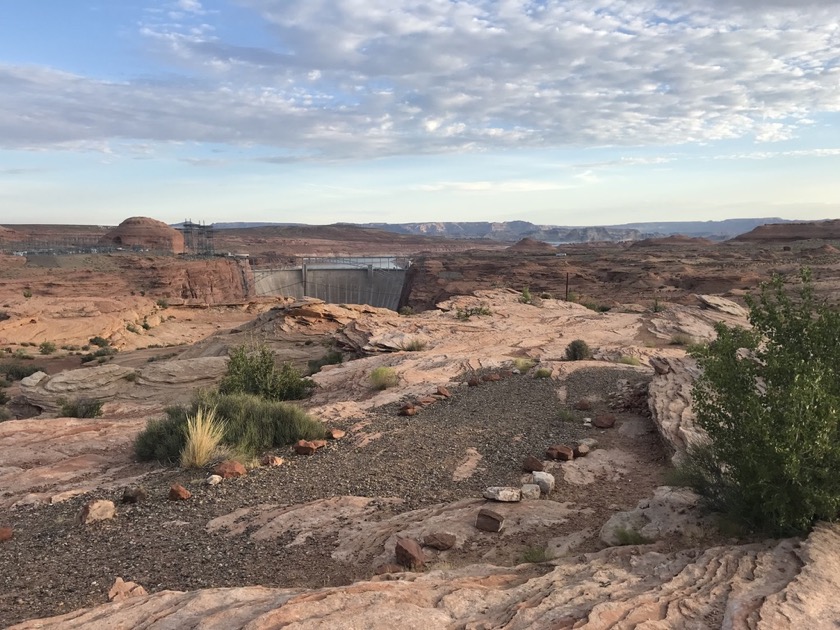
xmin=415 ymin=180 xmax=574 ymax=193
xmin=1 ymin=0 xmax=839 ymax=160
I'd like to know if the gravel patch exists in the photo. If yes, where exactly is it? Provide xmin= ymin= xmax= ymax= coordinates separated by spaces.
xmin=0 ymin=369 xmax=665 ymax=627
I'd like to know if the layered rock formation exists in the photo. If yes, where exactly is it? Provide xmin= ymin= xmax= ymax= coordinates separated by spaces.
xmin=99 ymin=217 xmax=185 ymax=254
xmin=12 ymin=523 xmax=840 ymax=629
xmin=733 ymin=219 xmax=840 ymax=242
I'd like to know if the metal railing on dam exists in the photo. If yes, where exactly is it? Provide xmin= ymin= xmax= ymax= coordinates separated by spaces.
xmin=252 ymin=256 xmax=411 ymax=310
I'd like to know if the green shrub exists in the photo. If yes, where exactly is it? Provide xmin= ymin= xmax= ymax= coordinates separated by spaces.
xmin=539 ymin=292 xmax=553 ymax=300
xmin=156 ymin=298 xmax=169 ymax=308
xmin=126 ymin=324 xmax=139 ymax=334
xmin=0 ymin=362 xmax=43 ymax=380
xmin=686 ymin=269 xmax=840 ymax=535
xmin=455 ymin=305 xmax=492 ymax=320
xmin=0 ymin=389 xmax=8 ymax=406
xmin=565 ymin=339 xmax=592 ymax=361
xmin=399 ymin=339 xmax=426 ymax=352
xmin=534 ymin=367 xmax=552 ymax=378
xmin=669 ymin=333 xmax=694 ymax=346
xmin=519 ymin=287 xmax=532 ymax=304
xmin=134 ymin=392 xmax=324 ymax=463
xmin=59 ymin=397 xmax=103 ymax=418
xmin=80 ymin=346 xmax=117 ymax=363
xmin=398 ymin=306 xmax=415 ymax=316
xmin=557 ymin=408 xmax=576 ymax=422
xmin=513 ymin=358 xmax=535 ymax=372
xmin=521 ymin=546 xmax=553 ymax=563
xmin=89 ymin=336 xmax=110 ymax=348
xmin=22 ymin=289 xmax=32 ymax=298
xmin=652 ymin=298 xmax=665 ymax=313
xmin=308 ymin=349 xmax=343 ymax=374
xmin=618 ymin=355 xmax=641 ymax=366
xmin=39 ymin=341 xmax=57 ymax=355
xmin=141 ymin=319 xmax=151 ymax=330
xmin=219 ymin=341 xmax=314 ymax=401
xmin=0 ymin=408 xmax=11 ymax=422
xmin=614 ymin=527 xmax=651 ymax=546
xmin=370 ymin=366 xmax=398 ymax=390
xmin=12 ymin=349 xmax=31 ymax=360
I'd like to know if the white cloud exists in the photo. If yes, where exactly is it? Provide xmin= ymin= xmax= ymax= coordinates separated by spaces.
xmin=1 ymin=0 xmax=839 ymax=160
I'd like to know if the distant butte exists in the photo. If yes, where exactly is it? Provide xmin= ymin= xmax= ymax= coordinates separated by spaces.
xmin=732 ymin=219 xmax=840 ymax=242
xmin=99 ymin=217 xmax=185 ymax=254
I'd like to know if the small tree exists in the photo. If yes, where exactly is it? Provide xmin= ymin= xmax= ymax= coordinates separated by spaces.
xmin=687 ymin=269 xmax=840 ymax=535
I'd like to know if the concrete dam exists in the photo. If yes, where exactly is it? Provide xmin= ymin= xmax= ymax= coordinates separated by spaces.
xmin=252 ymin=257 xmax=410 ymax=310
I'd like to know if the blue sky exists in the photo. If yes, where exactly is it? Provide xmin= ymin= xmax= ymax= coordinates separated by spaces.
xmin=1 ymin=0 xmax=839 ymax=226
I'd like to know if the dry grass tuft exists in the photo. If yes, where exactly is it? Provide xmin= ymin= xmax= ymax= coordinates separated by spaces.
xmin=181 ymin=406 xmax=226 ymax=468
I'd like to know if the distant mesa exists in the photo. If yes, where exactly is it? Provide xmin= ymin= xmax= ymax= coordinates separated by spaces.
xmin=507 ymin=237 xmax=557 ymax=253
xmin=631 ymin=235 xmax=714 ymax=248
xmin=732 ymin=219 xmax=840 ymax=243
xmin=99 ymin=217 xmax=185 ymax=254
xmin=0 ymin=225 xmax=17 ymax=240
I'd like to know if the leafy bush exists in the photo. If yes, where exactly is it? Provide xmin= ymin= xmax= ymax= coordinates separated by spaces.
xmin=156 ymin=298 xmax=169 ymax=308
xmin=0 ymin=389 xmax=8 ymax=406
xmin=565 ymin=340 xmax=592 ymax=361
xmin=220 ymin=341 xmax=314 ymax=401
xmin=370 ymin=366 xmax=398 ymax=390
xmin=126 ymin=324 xmax=140 ymax=334
xmin=534 ymin=367 xmax=552 ymax=378
xmin=685 ymin=269 xmax=840 ymax=535
xmin=89 ymin=336 xmax=110 ymax=348
xmin=59 ymin=397 xmax=103 ymax=418
xmin=652 ymin=298 xmax=665 ymax=313
xmin=135 ymin=392 xmax=324 ymax=463
xmin=181 ymin=406 xmax=226 ymax=468
xmin=39 ymin=341 xmax=57 ymax=355
xmin=557 ymin=408 xmax=576 ymax=422
xmin=0 ymin=362 xmax=44 ymax=381
xmin=519 ymin=287 xmax=532 ymax=304
xmin=80 ymin=346 xmax=117 ymax=363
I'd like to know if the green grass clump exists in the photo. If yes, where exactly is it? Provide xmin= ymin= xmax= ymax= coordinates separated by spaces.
xmin=565 ymin=339 xmax=592 ymax=361
xmin=669 ymin=333 xmax=695 ymax=347
xmin=618 ymin=355 xmax=641 ymax=366
xmin=89 ymin=336 xmax=110 ymax=348
xmin=534 ymin=367 xmax=552 ymax=378
xmin=519 ymin=287 xmax=532 ymax=304
xmin=513 ymin=358 xmax=535 ymax=372
xmin=455 ymin=305 xmax=492 ymax=320
xmin=38 ymin=341 xmax=57 ymax=355
xmin=59 ymin=397 xmax=103 ymax=418
xmin=557 ymin=408 xmax=577 ymax=422
xmin=135 ymin=391 xmax=324 ymax=463
xmin=0 ymin=362 xmax=44 ymax=381
xmin=181 ymin=406 xmax=226 ymax=469
xmin=399 ymin=339 xmax=427 ymax=352
xmin=370 ymin=366 xmax=398 ymax=390
xmin=398 ymin=306 xmax=415 ymax=316
xmin=521 ymin=546 xmax=554 ymax=563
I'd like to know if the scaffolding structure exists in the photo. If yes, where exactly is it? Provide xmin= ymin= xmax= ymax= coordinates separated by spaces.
xmin=177 ymin=220 xmax=215 ymax=256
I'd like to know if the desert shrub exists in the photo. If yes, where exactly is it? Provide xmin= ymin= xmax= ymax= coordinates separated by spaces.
xmin=308 ymin=349 xmax=343 ymax=374
xmin=582 ymin=301 xmax=610 ymax=312
xmin=126 ymin=324 xmax=139 ymax=334
xmin=0 ymin=376 xmax=10 ymax=388
xmin=565 ymin=339 xmax=592 ymax=361
xmin=80 ymin=346 xmax=117 ymax=363
xmin=0 ymin=408 xmax=11 ymax=421
xmin=398 ymin=306 xmax=415 ymax=316
xmin=0 ymin=389 xmax=8 ymax=406
xmin=22 ymin=289 xmax=32 ymax=298
xmin=669 ymin=333 xmax=694 ymax=346
xmin=534 ymin=367 xmax=552 ymax=378
xmin=685 ymin=269 xmax=840 ymax=535
xmin=89 ymin=336 xmax=110 ymax=348
xmin=539 ymin=292 xmax=553 ymax=299
xmin=455 ymin=305 xmax=492 ymax=320
xmin=519 ymin=287 xmax=532 ymax=304
xmin=614 ymin=527 xmax=651 ymax=546
xmin=513 ymin=358 xmax=535 ymax=372
xmin=618 ymin=355 xmax=641 ymax=366
xmin=399 ymin=339 xmax=427 ymax=352
xmin=0 ymin=311 xmax=9 ymax=321
xmin=12 ymin=349 xmax=31 ymax=360
xmin=0 ymin=362 xmax=43 ymax=381
xmin=521 ymin=546 xmax=553 ymax=563
xmin=219 ymin=341 xmax=314 ymax=401
xmin=652 ymin=298 xmax=665 ymax=313
xmin=134 ymin=413 xmax=188 ymax=463
xmin=370 ymin=366 xmax=398 ymax=390
xmin=180 ymin=406 xmax=226 ymax=468
xmin=156 ymin=298 xmax=169 ymax=308
xmin=123 ymin=372 xmax=138 ymax=382
xmin=136 ymin=392 xmax=324 ymax=463
xmin=59 ymin=397 xmax=103 ymax=418
xmin=557 ymin=408 xmax=576 ymax=422
xmin=38 ymin=341 xmax=56 ymax=355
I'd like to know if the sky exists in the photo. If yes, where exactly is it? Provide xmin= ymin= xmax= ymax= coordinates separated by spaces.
xmin=0 ymin=0 xmax=839 ymax=227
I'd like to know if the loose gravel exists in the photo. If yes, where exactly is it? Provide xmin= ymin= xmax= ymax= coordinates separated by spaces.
xmin=0 ymin=368 xmax=664 ymax=627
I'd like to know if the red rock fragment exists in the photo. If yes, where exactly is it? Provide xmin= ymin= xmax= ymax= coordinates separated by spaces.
xmin=395 ymin=537 xmax=426 ymax=569
xmin=326 ymin=428 xmax=346 ymax=440
xmin=311 ymin=440 xmax=328 ymax=449
xmin=573 ymin=444 xmax=591 ymax=458
xmin=467 ymin=377 xmax=480 ymax=387
xmin=215 ymin=460 xmax=247 ymax=479
xmin=593 ymin=414 xmax=617 ymax=429
xmin=399 ymin=404 xmax=417 ymax=416
xmin=481 ymin=373 xmax=501 ymax=382
xmin=436 ymin=386 xmax=452 ymax=398
xmin=423 ymin=532 xmax=456 ymax=551
xmin=573 ymin=399 xmax=592 ymax=411
xmin=261 ymin=455 xmax=284 ymax=467
xmin=522 ymin=455 xmax=545 ymax=472
xmin=417 ymin=396 xmax=437 ymax=406
xmin=546 ymin=445 xmax=574 ymax=461
xmin=78 ymin=499 xmax=116 ymax=524
xmin=0 ymin=527 xmax=12 ymax=543
xmin=168 ymin=484 xmax=191 ymax=501
xmin=294 ymin=440 xmax=317 ymax=455
xmin=475 ymin=508 xmax=505 ymax=533
xmin=108 ymin=577 xmax=148 ymax=602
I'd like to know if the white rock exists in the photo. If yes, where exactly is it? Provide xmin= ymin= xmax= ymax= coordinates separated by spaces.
xmin=520 ymin=484 xmax=541 ymax=500
xmin=531 ymin=472 xmax=555 ymax=495
xmin=206 ymin=475 xmax=223 ymax=486
xmin=483 ymin=487 xmax=521 ymax=502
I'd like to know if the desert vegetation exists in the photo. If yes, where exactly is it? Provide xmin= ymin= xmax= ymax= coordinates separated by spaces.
xmin=370 ymin=366 xmax=398 ymax=390
xmin=59 ymin=397 xmax=103 ymax=418
xmin=565 ymin=339 xmax=592 ymax=361
xmin=680 ymin=270 xmax=840 ymax=535
xmin=219 ymin=340 xmax=314 ymax=401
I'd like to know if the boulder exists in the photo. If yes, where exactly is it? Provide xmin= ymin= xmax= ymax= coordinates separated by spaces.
xmin=395 ymin=537 xmax=425 ymax=569
xmin=593 ymin=414 xmax=616 ymax=429
xmin=108 ymin=577 xmax=148 ymax=602
xmin=546 ymin=445 xmax=574 ymax=461
xmin=423 ymin=532 xmax=456 ymax=551
xmin=475 ymin=508 xmax=505 ymax=533
xmin=215 ymin=460 xmax=247 ymax=479
xmin=521 ymin=484 xmax=541 ymax=500
xmin=78 ymin=499 xmax=116 ymax=525
xmin=483 ymin=487 xmax=522 ymax=502
xmin=121 ymin=487 xmax=148 ymax=504
xmin=168 ymin=484 xmax=191 ymax=501
xmin=531 ymin=472 xmax=555 ymax=495
xmin=522 ymin=455 xmax=544 ymax=472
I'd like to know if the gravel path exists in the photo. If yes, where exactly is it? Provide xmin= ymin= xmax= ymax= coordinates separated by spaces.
xmin=0 ymin=367 xmax=663 ymax=627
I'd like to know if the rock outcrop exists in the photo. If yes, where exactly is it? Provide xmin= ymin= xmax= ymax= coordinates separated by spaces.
xmin=648 ymin=356 xmax=706 ymax=463
xmin=13 ymin=523 xmax=840 ymax=629
xmin=732 ymin=219 xmax=840 ymax=242
xmin=99 ymin=217 xmax=185 ymax=254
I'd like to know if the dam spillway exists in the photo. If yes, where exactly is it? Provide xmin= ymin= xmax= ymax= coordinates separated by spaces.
xmin=252 ymin=256 xmax=410 ymax=310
